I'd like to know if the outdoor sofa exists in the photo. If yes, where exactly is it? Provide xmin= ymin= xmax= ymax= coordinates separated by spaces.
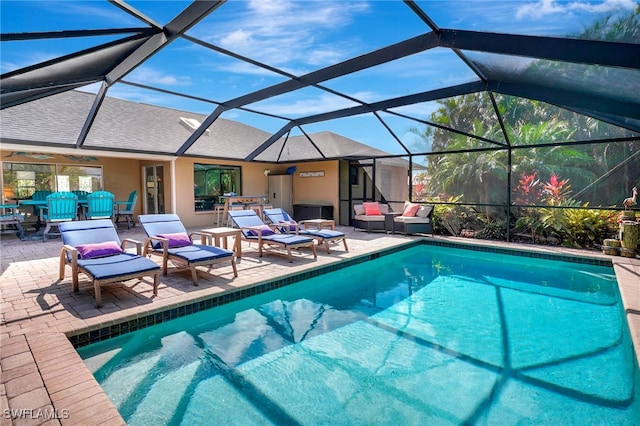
xmin=353 ymin=201 xmax=434 ymax=235
xmin=353 ymin=202 xmax=389 ymax=232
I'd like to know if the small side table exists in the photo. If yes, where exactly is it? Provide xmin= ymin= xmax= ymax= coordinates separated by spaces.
xmin=300 ymin=219 xmax=335 ymax=230
xmin=0 ymin=203 xmax=25 ymax=240
xmin=200 ymin=227 xmax=242 ymax=258
xmin=384 ymin=212 xmax=402 ymax=234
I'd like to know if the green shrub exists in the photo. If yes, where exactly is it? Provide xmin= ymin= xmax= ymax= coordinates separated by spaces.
xmin=562 ymin=207 xmax=619 ymax=248
xmin=476 ymin=220 xmax=507 ymax=240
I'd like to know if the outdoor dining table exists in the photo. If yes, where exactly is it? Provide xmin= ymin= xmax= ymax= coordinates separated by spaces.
xmin=18 ymin=198 xmax=88 ymax=229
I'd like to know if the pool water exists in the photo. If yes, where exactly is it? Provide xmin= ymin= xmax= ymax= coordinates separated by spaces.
xmin=78 ymin=245 xmax=640 ymax=425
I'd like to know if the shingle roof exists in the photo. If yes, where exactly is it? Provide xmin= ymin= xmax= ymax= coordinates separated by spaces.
xmin=0 ymin=90 xmax=395 ymax=162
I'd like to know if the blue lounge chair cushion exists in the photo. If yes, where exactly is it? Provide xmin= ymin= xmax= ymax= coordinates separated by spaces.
xmin=299 ymin=229 xmax=344 ymax=238
xmin=243 ymin=233 xmax=314 ymax=246
xmin=60 ymin=219 xmax=121 ymax=246
xmin=78 ymin=253 xmax=160 ymax=280
xmin=157 ymin=244 xmax=233 ymax=262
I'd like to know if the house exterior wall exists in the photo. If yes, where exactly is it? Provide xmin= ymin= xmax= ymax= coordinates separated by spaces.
xmin=174 ymin=157 xmax=341 ymax=227
xmin=2 ymin=149 xmax=356 ymax=228
xmin=291 ymin=161 xmax=340 ymax=220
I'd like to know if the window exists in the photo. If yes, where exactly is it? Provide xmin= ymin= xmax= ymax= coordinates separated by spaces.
xmin=55 ymin=164 xmax=102 ymax=192
xmin=193 ymin=164 xmax=241 ymax=211
xmin=349 ymin=164 xmax=359 ymax=186
xmin=2 ymin=162 xmax=103 ymax=200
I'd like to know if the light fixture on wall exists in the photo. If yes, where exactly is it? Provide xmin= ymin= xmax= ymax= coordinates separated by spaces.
xmin=264 ymin=169 xmax=271 ymax=201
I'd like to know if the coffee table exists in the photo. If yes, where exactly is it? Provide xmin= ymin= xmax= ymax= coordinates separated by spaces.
xmin=300 ymin=219 xmax=335 ymax=230
xmin=200 ymin=227 xmax=242 ymax=258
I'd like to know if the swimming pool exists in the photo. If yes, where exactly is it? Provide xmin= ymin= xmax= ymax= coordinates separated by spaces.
xmin=78 ymin=244 xmax=640 ymax=425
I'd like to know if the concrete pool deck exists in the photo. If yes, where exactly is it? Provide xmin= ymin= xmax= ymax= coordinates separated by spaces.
xmin=1 ymin=225 xmax=639 ymax=425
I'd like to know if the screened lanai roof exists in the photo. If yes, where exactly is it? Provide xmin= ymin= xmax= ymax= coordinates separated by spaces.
xmin=1 ymin=0 xmax=639 ymax=163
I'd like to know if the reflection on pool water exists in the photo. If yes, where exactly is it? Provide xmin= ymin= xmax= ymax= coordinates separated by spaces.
xmin=78 ymin=245 xmax=640 ymax=425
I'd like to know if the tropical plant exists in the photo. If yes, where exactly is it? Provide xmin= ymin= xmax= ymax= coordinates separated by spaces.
xmin=476 ymin=219 xmax=507 ymax=241
xmin=429 ymin=194 xmax=469 ymax=236
xmin=561 ymin=207 xmax=619 ymax=248
xmin=513 ymin=172 xmax=541 ymax=205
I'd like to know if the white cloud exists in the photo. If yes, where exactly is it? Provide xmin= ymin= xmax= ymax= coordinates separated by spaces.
xmin=219 ymin=29 xmax=254 ymax=49
xmin=516 ymin=0 xmax=636 ymax=20
xmin=197 ymin=1 xmax=371 ymax=69
xmin=127 ymin=68 xmax=192 ymax=87
xmin=252 ymin=92 xmax=361 ymax=116
xmin=247 ymin=0 xmax=291 ymax=15
xmin=568 ymin=0 xmax=637 ymax=13
xmin=516 ymin=0 xmax=565 ymax=20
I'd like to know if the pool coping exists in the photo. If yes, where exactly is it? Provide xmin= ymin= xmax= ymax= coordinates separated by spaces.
xmin=6 ymin=237 xmax=639 ymax=425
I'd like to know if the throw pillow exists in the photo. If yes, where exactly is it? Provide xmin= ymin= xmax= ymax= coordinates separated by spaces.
xmin=402 ymin=203 xmax=420 ymax=217
xmin=354 ymin=205 xmax=366 ymax=215
xmin=248 ymin=224 xmax=275 ymax=236
xmin=76 ymin=241 xmax=123 ymax=259
xmin=363 ymin=202 xmax=382 ymax=216
xmin=279 ymin=220 xmax=298 ymax=232
xmin=157 ymin=232 xmax=193 ymax=248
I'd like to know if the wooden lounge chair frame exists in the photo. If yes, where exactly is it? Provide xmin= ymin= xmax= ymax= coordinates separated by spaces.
xmin=262 ymin=208 xmax=348 ymax=254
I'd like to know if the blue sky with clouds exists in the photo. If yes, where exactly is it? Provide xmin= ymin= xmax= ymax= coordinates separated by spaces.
xmin=1 ymin=0 xmax=637 ymax=156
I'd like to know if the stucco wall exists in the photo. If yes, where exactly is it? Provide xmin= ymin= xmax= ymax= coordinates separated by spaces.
xmin=2 ymin=150 xmax=343 ymax=228
xmin=174 ymin=158 xmax=340 ymax=227
xmin=291 ymin=161 xmax=340 ymax=220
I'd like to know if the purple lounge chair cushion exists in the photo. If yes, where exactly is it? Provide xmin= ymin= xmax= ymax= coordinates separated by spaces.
xmin=76 ymin=241 xmax=123 ymax=259
xmin=247 ymin=225 xmax=275 ymax=236
xmin=157 ymin=232 xmax=193 ymax=248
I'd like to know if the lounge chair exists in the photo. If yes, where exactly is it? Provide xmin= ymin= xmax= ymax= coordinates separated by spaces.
xmin=114 ymin=190 xmax=138 ymax=229
xmin=42 ymin=191 xmax=78 ymax=241
xmin=228 ymin=210 xmax=317 ymax=262
xmin=263 ymin=208 xmax=348 ymax=253
xmin=58 ymin=219 xmax=160 ymax=308
xmin=138 ymin=214 xmax=237 ymax=285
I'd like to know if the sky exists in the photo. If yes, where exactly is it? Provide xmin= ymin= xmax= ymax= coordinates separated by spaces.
xmin=1 ymin=0 xmax=637 ymax=158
